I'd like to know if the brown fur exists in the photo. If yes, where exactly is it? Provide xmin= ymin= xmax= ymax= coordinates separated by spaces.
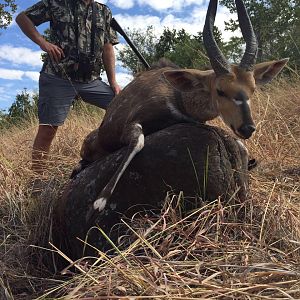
xmin=150 ymin=58 xmax=180 ymax=70
xmin=80 ymin=66 xmax=216 ymax=162
xmin=80 ymin=59 xmax=288 ymax=162
xmin=73 ymin=58 xmax=288 ymax=207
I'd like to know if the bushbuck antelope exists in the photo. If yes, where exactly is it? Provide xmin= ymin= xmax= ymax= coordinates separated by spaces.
xmin=74 ymin=0 xmax=288 ymax=214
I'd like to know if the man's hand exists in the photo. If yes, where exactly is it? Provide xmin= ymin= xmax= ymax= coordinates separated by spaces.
xmin=15 ymin=12 xmax=65 ymax=64
xmin=110 ymin=82 xmax=122 ymax=95
xmin=39 ymin=39 xmax=65 ymax=63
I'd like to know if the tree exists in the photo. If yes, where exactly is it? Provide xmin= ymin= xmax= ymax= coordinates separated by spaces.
xmin=118 ymin=26 xmax=158 ymax=74
xmin=162 ymin=31 xmax=205 ymax=69
xmin=0 ymin=0 xmax=17 ymax=30
xmin=220 ymin=0 xmax=300 ymax=68
xmin=154 ymin=28 xmax=209 ymax=69
xmin=118 ymin=26 xmax=229 ymax=74
xmin=8 ymin=89 xmax=38 ymax=124
xmin=0 ymin=110 xmax=7 ymax=127
xmin=154 ymin=28 xmax=182 ymax=61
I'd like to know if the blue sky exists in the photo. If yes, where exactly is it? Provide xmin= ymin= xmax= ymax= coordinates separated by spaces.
xmin=0 ymin=0 xmax=234 ymax=111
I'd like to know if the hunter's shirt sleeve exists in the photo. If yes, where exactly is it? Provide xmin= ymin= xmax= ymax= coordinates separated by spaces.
xmin=104 ymin=6 xmax=119 ymax=45
xmin=24 ymin=0 xmax=51 ymax=26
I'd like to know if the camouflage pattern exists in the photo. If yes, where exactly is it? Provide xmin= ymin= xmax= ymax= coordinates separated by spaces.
xmin=25 ymin=0 xmax=119 ymax=82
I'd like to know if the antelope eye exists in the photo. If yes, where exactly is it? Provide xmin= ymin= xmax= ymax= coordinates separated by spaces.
xmin=217 ymin=89 xmax=227 ymax=98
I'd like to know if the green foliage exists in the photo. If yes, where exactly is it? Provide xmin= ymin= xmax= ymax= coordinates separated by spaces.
xmin=0 ymin=0 xmax=17 ymax=30
xmin=118 ymin=1 xmax=300 ymax=72
xmin=118 ymin=25 xmax=237 ymax=74
xmin=223 ymin=36 xmax=244 ymax=63
xmin=118 ymin=26 xmax=158 ymax=74
xmin=118 ymin=22 xmax=241 ymax=74
xmin=154 ymin=28 xmax=210 ymax=69
xmin=41 ymin=28 xmax=51 ymax=62
xmin=154 ymin=28 xmax=179 ymax=61
xmin=0 ymin=89 xmax=38 ymax=128
xmin=0 ymin=110 xmax=7 ymax=127
xmin=220 ymin=0 xmax=300 ymax=67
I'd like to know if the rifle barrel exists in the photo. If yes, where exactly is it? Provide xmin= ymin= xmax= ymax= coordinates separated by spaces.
xmin=111 ymin=18 xmax=151 ymax=70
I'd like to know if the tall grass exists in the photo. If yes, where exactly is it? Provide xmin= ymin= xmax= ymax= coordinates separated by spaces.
xmin=0 ymin=77 xmax=299 ymax=299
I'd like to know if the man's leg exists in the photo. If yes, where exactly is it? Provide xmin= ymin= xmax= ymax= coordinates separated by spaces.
xmin=32 ymin=125 xmax=58 ymax=174
xmin=77 ymin=79 xmax=115 ymax=109
xmin=34 ymin=72 xmax=77 ymax=175
xmin=68 ymin=79 xmax=115 ymax=178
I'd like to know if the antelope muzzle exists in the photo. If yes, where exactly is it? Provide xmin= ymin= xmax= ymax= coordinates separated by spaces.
xmin=237 ymin=124 xmax=256 ymax=139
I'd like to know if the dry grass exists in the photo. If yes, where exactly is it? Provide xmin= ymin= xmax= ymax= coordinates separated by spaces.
xmin=0 ymin=76 xmax=300 ymax=299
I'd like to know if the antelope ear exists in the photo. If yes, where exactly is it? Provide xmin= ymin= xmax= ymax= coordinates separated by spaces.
xmin=163 ymin=69 xmax=211 ymax=92
xmin=254 ymin=58 xmax=289 ymax=85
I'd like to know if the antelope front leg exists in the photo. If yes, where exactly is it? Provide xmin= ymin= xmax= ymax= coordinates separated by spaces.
xmin=70 ymin=128 xmax=110 ymax=179
xmin=93 ymin=123 xmax=144 ymax=212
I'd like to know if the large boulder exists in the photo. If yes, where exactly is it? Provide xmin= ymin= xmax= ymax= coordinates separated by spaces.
xmin=54 ymin=123 xmax=249 ymax=259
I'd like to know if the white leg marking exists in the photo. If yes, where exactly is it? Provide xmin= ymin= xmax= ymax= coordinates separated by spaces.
xmin=93 ymin=197 xmax=107 ymax=211
xmin=110 ymin=130 xmax=144 ymax=193
xmin=93 ymin=123 xmax=144 ymax=210
xmin=236 ymin=139 xmax=249 ymax=155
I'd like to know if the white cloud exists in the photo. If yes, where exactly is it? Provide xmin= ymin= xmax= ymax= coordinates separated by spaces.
xmin=0 ymin=45 xmax=43 ymax=67
xmin=0 ymin=84 xmax=38 ymax=111
xmin=0 ymin=68 xmax=24 ymax=80
xmin=114 ymin=5 xmax=237 ymax=41
xmin=24 ymin=71 xmax=40 ymax=81
xmin=6 ymin=18 xmax=16 ymax=28
xmin=97 ymin=0 xmax=205 ymax=11
xmin=114 ymin=13 xmax=162 ymax=33
xmin=0 ymin=82 xmax=32 ymax=110
xmin=116 ymin=72 xmax=133 ymax=88
xmin=185 ymin=0 xmax=205 ymax=5
xmin=102 ymin=71 xmax=133 ymax=88
xmin=137 ymin=0 xmax=180 ymax=11
xmin=0 ymin=68 xmax=39 ymax=81
xmin=16 ymin=88 xmax=37 ymax=98
xmin=110 ymin=0 xmax=134 ymax=9
xmin=0 ymin=85 xmax=15 ymax=104
xmin=95 ymin=0 xmax=108 ymax=4
xmin=136 ymin=0 xmax=206 ymax=11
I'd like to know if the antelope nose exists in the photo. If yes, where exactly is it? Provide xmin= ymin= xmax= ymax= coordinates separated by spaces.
xmin=238 ymin=125 xmax=256 ymax=139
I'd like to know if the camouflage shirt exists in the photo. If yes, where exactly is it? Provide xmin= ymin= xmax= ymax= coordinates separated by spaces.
xmin=25 ymin=0 xmax=119 ymax=82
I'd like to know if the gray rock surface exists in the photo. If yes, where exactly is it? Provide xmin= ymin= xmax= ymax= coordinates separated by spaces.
xmin=54 ymin=123 xmax=249 ymax=259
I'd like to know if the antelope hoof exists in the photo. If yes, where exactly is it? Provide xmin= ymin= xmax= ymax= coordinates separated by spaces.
xmin=70 ymin=159 xmax=90 ymax=179
xmin=85 ymin=198 xmax=107 ymax=222
xmin=248 ymin=158 xmax=257 ymax=171
xmin=93 ymin=197 xmax=107 ymax=212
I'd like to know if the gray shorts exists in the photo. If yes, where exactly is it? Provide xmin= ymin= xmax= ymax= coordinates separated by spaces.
xmin=38 ymin=72 xmax=115 ymax=126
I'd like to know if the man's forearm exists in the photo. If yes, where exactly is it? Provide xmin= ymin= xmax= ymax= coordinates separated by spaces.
xmin=102 ymin=43 xmax=117 ymax=86
xmin=16 ymin=12 xmax=64 ymax=63
xmin=16 ymin=12 xmax=45 ymax=47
